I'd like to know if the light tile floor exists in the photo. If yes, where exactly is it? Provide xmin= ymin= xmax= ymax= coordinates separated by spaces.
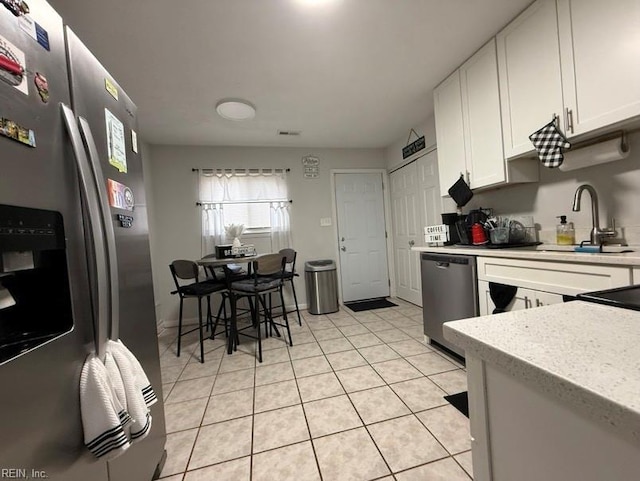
xmin=157 ymin=299 xmax=473 ymax=480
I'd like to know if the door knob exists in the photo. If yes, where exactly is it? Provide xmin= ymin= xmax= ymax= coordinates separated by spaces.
xmin=409 ymin=240 xmax=415 ymax=247
xmin=341 ymin=246 xmax=346 ymax=252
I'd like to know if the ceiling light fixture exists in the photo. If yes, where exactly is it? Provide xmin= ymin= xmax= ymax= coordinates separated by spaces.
xmin=215 ymin=99 xmax=256 ymax=121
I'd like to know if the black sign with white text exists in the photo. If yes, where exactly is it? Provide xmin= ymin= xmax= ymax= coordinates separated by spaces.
xmin=402 ymin=136 xmax=426 ymax=159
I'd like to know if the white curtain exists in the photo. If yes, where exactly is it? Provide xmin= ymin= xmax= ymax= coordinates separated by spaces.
xmin=201 ymin=203 xmax=225 ymax=256
xmin=199 ymin=169 xmax=288 ymax=202
xmin=199 ymin=169 xmax=291 ymax=256
xmin=270 ymin=201 xmax=292 ymax=252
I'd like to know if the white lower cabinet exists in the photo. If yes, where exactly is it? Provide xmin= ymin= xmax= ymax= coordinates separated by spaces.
xmin=467 ymin=356 xmax=640 ymax=481
xmin=476 ymin=256 xmax=632 ymax=316
xmin=478 ymin=280 xmax=563 ymax=316
xmin=534 ymin=290 xmax=564 ymax=307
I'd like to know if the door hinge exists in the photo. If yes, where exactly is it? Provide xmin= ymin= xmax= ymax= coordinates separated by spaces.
xmin=388 ymin=279 xmax=391 ymax=287
xmin=385 ymin=231 xmax=388 ymax=238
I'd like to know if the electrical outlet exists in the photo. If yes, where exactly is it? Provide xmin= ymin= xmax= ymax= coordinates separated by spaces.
xmin=320 ymin=217 xmax=332 ymax=227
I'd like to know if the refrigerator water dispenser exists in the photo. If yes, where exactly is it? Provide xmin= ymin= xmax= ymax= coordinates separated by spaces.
xmin=0 ymin=204 xmax=74 ymax=364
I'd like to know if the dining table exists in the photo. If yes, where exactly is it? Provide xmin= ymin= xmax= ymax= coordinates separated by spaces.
xmin=197 ymin=255 xmax=259 ymax=268
xmin=196 ymin=254 xmax=261 ymax=355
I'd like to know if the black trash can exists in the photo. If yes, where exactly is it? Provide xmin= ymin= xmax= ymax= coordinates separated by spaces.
xmin=305 ymin=260 xmax=339 ymax=315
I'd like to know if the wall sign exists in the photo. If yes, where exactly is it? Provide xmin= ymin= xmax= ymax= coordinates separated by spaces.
xmin=302 ymin=155 xmax=319 ymax=179
xmin=402 ymin=135 xmax=426 ymax=159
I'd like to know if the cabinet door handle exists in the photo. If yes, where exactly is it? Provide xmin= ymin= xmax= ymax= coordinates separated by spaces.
xmin=536 ymin=298 xmax=542 ymax=307
xmin=466 ymin=170 xmax=471 ymax=186
xmin=565 ymin=107 xmax=574 ymax=134
xmin=524 ymin=296 xmax=530 ymax=309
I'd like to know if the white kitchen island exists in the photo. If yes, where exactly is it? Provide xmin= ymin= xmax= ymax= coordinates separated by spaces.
xmin=444 ymin=301 xmax=640 ymax=481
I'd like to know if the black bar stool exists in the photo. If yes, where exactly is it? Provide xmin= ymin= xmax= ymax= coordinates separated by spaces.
xmin=169 ymin=260 xmax=227 ymax=363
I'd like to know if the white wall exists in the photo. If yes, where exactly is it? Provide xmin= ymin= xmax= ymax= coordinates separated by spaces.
xmin=146 ymin=145 xmax=386 ymax=326
xmin=140 ymin=140 xmax=164 ymax=331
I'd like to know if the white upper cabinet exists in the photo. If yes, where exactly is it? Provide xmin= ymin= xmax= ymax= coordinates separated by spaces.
xmin=433 ymin=40 xmax=506 ymax=196
xmin=497 ymin=0 xmax=640 ymax=157
xmin=433 ymin=70 xmax=466 ymax=196
xmin=434 ymin=39 xmax=537 ymax=196
xmin=460 ymin=39 xmax=506 ymax=189
xmin=497 ymin=0 xmax=565 ymax=159
xmin=557 ymin=0 xmax=640 ymax=137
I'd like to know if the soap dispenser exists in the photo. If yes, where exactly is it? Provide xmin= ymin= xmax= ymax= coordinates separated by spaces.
xmin=556 ymin=215 xmax=575 ymax=245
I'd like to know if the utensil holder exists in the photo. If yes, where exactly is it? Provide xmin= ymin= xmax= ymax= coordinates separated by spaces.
xmin=489 ymin=227 xmax=510 ymax=244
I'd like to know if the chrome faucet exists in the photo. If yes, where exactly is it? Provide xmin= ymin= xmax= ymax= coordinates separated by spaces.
xmin=572 ymin=184 xmax=616 ymax=245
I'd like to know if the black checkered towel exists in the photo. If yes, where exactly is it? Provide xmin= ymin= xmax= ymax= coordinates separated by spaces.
xmin=529 ymin=120 xmax=571 ymax=168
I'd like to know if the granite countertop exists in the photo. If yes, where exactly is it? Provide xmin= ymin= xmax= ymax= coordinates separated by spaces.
xmin=412 ymin=244 xmax=640 ymax=266
xmin=444 ymin=301 xmax=640 ymax=444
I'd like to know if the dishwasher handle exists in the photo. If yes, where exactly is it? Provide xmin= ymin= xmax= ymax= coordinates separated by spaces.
xmin=421 ymin=253 xmax=472 ymax=265
xmin=435 ymin=262 xmax=450 ymax=268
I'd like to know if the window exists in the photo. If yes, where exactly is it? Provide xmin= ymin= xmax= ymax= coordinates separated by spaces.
xmin=222 ymin=203 xmax=270 ymax=231
xmin=198 ymin=168 xmax=292 ymax=255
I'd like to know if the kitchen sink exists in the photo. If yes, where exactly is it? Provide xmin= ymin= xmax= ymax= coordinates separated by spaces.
xmin=533 ymin=245 xmax=634 ymax=254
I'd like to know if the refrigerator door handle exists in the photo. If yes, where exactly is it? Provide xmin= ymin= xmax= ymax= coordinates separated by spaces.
xmin=77 ymin=116 xmax=120 ymax=342
xmin=61 ymin=103 xmax=110 ymax=360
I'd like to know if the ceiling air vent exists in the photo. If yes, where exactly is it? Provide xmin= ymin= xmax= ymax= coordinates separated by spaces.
xmin=278 ymin=130 xmax=302 ymax=136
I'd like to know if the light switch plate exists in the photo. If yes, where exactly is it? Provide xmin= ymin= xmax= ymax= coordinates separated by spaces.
xmin=320 ymin=217 xmax=332 ymax=227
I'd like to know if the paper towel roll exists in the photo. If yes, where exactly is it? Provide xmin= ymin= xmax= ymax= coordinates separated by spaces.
xmin=559 ymin=136 xmax=629 ymax=172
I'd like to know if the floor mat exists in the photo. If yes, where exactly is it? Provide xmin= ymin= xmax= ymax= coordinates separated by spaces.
xmin=344 ymin=298 xmax=398 ymax=312
xmin=444 ymin=391 xmax=469 ymax=418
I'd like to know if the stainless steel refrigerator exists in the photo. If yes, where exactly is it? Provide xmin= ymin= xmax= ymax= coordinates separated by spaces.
xmin=0 ymin=1 xmax=166 ymax=479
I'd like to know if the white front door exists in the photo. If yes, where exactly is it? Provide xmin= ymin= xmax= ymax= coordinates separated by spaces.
xmin=335 ymin=173 xmax=389 ymax=303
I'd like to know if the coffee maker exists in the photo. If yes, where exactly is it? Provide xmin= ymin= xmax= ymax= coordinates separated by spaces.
xmin=441 ymin=212 xmax=464 ymax=245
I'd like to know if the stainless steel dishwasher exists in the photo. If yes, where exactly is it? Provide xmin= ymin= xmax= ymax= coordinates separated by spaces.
xmin=421 ymin=252 xmax=478 ymax=358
